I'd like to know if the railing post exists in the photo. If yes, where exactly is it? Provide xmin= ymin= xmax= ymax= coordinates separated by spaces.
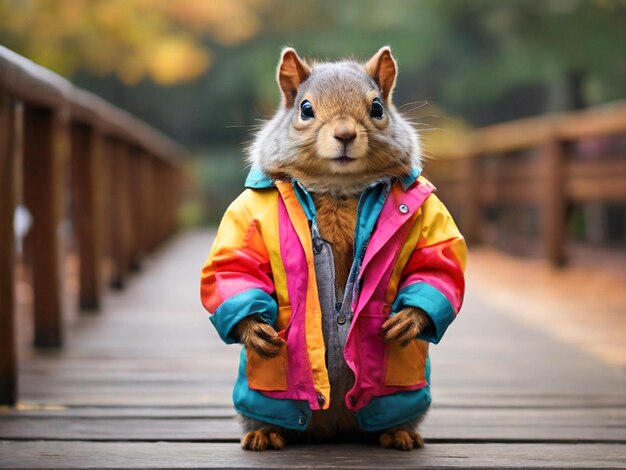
xmin=137 ymin=151 xmax=152 ymax=254
xmin=120 ymin=142 xmax=134 ymax=275
xmin=109 ymin=139 xmax=132 ymax=289
xmin=150 ymin=159 xmax=156 ymax=246
xmin=128 ymin=146 xmax=143 ymax=271
xmin=544 ymin=136 xmax=567 ymax=266
xmin=172 ymin=165 xmax=181 ymax=235
xmin=461 ymin=154 xmax=482 ymax=244
xmin=153 ymin=159 xmax=164 ymax=246
xmin=137 ymin=150 xmax=153 ymax=258
xmin=23 ymin=105 xmax=65 ymax=347
xmin=100 ymin=136 xmax=113 ymax=284
xmin=166 ymin=165 xmax=174 ymax=237
xmin=70 ymin=122 xmax=103 ymax=311
xmin=0 ymin=93 xmax=18 ymax=404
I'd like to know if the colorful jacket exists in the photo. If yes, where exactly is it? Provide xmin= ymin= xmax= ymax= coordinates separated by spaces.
xmin=200 ymin=167 xmax=466 ymax=432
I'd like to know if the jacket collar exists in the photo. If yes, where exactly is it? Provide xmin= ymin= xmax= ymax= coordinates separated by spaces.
xmin=244 ymin=167 xmax=274 ymax=189
xmin=244 ymin=166 xmax=422 ymax=192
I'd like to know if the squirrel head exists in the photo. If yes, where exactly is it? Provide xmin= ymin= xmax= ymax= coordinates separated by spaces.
xmin=248 ymin=46 xmax=421 ymax=196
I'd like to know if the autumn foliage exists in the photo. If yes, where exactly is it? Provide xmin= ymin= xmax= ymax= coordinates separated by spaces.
xmin=0 ymin=0 xmax=267 ymax=85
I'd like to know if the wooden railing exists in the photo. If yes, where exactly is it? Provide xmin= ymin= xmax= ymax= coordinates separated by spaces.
xmin=0 ymin=47 xmax=185 ymax=405
xmin=424 ymin=101 xmax=626 ymax=266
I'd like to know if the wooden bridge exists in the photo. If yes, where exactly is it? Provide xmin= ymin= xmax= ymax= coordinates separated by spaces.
xmin=1 ymin=49 xmax=625 ymax=468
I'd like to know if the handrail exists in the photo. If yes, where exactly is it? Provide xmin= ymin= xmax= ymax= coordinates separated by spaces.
xmin=440 ymin=100 xmax=626 ymax=158
xmin=425 ymin=100 xmax=626 ymax=267
xmin=0 ymin=46 xmax=186 ymax=406
xmin=0 ymin=46 xmax=184 ymax=163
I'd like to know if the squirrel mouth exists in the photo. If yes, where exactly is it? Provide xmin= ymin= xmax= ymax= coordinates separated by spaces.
xmin=333 ymin=155 xmax=356 ymax=165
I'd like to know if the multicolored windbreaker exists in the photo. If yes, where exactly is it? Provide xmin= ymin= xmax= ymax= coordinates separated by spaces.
xmin=200 ymin=167 xmax=466 ymax=432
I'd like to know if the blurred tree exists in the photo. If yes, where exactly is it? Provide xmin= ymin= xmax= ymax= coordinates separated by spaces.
xmin=3 ymin=0 xmax=624 ymax=223
xmin=1 ymin=0 xmax=624 ymax=140
xmin=426 ymin=0 xmax=626 ymax=123
xmin=0 ymin=0 xmax=268 ymax=85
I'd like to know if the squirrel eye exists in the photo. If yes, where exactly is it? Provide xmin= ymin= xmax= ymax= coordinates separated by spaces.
xmin=370 ymin=98 xmax=384 ymax=119
xmin=300 ymin=100 xmax=315 ymax=120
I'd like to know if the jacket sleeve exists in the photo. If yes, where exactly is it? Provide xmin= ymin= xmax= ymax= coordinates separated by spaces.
xmin=200 ymin=192 xmax=277 ymax=344
xmin=393 ymin=193 xmax=467 ymax=344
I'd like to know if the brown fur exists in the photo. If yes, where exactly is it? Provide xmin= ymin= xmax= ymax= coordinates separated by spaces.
xmin=233 ymin=316 xmax=285 ymax=357
xmin=241 ymin=426 xmax=285 ymax=451
xmin=381 ymin=306 xmax=432 ymax=346
xmin=379 ymin=428 xmax=425 ymax=451
xmin=311 ymin=193 xmax=359 ymax=292
xmin=308 ymin=402 xmax=360 ymax=441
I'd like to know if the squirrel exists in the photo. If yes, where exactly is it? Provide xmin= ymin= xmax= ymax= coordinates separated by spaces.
xmin=201 ymin=46 xmax=466 ymax=451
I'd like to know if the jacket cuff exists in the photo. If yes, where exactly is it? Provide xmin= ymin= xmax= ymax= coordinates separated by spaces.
xmin=210 ymin=289 xmax=278 ymax=344
xmin=392 ymin=282 xmax=456 ymax=344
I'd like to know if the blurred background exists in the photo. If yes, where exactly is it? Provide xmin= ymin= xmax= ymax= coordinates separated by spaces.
xmin=1 ymin=2 xmax=625 ymax=459
xmin=2 ymin=0 xmax=625 ymax=225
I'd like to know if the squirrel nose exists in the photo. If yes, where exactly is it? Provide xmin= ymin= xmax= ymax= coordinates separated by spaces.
xmin=332 ymin=119 xmax=357 ymax=143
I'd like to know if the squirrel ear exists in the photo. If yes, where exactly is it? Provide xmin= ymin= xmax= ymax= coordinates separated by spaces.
xmin=277 ymin=48 xmax=311 ymax=108
xmin=365 ymin=46 xmax=397 ymax=101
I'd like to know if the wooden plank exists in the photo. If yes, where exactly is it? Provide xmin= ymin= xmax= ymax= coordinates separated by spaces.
xmin=423 ymin=170 xmax=466 ymax=186
xmin=14 ymin=379 xmax=626 ymax=409
xmin=557 ymin=100 xmax=626 ymax=140
xmin=0 ymin=442 xmax=624 ymax=469
xmin=474 ymin=117 xmax=554 ymax=155
xmin=0 ymin=406 xmax=235 ymax=419
xmin=0 ymin=93 xmax=18 ymax=405
xmin=566 ymin=176 xmax=626 ymax=202
xmin=481 ymin=159 xmax=547 ymax=182
xmin=453 ymin=101 xmax=626 ymax=157
xmin=480 ymin=179 xmax=546 ymax=205
xmin=2 ymin=404 xmax=624 ymax=419
xmin=70 ymin=122 xmax=103 ymax=311
xmin=22 ymin=105 xmax=65 ymax=347
xmin=565 ymin=158 xmax=626 ymax=202
xmin=0 ymin=407 xmax=624 ymax=442
xmin=567 ymin=158 xmax=626 ymax=179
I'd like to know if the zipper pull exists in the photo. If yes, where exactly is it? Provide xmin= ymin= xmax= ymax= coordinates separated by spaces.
xmin=311 ymin=222 xmax=324 ymax=254
xmin=312 ymin=236 xmax=324 ymax=254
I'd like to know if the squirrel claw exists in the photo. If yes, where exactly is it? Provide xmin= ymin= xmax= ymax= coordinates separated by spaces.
xmin=379 ymin=429 xmax=425 ymax=451
xmin=242 ymin=428 xmax=285 ymax=451
xmin=234 ymin=317 xmax=285 ymax=358
xmin=381 ymin=307 xmax=430 ymax=345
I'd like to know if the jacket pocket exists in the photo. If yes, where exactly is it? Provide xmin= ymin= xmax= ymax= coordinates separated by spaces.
xmin=384 ymin=338 xmax=429 ymax=387
xmin=246 ymin=342 xmax=289 ymax=392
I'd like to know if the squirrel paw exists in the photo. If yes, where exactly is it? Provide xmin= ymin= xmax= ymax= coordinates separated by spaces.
xmin=234 ymin=316 xmax=286 ymax=358
xmin=379 ymin=429 xmax=425 ymax=451
xmin=241 ymin=427 xmax=285 ymax=451
xmin=381 ymin=307 xmax=430 ymax=346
